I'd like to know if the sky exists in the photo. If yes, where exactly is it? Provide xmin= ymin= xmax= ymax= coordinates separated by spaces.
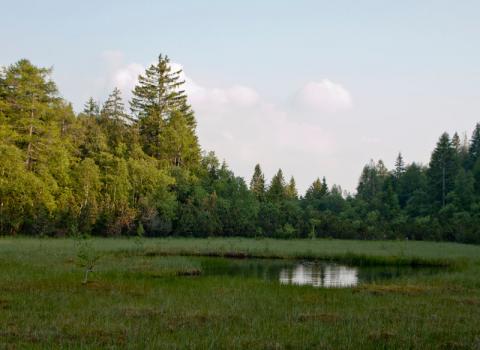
xmin=2 ymin=0 xmax=480 ymax=193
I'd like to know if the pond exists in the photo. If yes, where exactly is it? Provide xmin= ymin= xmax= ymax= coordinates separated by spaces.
xmin=195 ymin=257 xmax=440 ymax=288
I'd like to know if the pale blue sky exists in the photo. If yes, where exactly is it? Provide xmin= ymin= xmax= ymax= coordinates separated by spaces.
xmin=2 ymin=0 xmax=480 ymax=192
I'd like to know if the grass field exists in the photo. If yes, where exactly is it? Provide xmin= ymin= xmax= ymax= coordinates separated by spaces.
xmin=1 ymin=237 xmax=480 ymax=349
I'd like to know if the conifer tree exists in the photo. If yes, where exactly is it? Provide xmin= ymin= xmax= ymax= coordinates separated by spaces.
xmin=452 ymin=132 xmax=461 ymax=152
xmin=130 ymin=54 xmax=196 ymax=159
xmin=285 ymin=176 xmax=298 ymax=199
xmin=4 ymin=57 xmax=480 ymax=242
xmin=427 ymin=133 xmax=459 ymax=208
xmin=393 ymin=152 xmax=406 ymax=179
xmin=102 ymin=87 xmax=131 ymax=124
xmin=467 ymin=123 xmax=480 ymax=169
xmin=451 ymin=168 xmax=474 ymax=210
xmin=396 ymin=163 xmax=428 ymax=208
xmin=83 ymin=97 xmax=100 ymax=118
xmin=320 ymin=177 xmax=329 ymax=196
xmin=1 ymin=59 xmax=63 ymax=170
xmin=378 ymin=177 xmax=400 ymax=219
xmin=357 ymin=160 xmax=378 ymax=201
xmin=250 ymin=164 xmax=266 ymax=201
xmin=472 ymin=158 xmax=480 ymax=196
xmin=452 ymin=132 xmax=469 ymax=167
xmin=305 ymin=178 xmax=325 ymax=201
xmin=376 ymin=160 xmax=389 ymax=178
xmin=100 ymin=88 xmax=133 ymax=150
xmin=79 ymin=98 xmax=108 ymax=157
xmin=267 ymin=169 xmax=286 ymax=202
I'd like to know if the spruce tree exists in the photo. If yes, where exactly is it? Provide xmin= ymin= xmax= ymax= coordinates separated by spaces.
xmin=101 ymin=88 xmax=133 ymax=150
xmin=285 ymin=176 xmax=298 ymax=199
xmin=472 ymin=158 xmax=480 ymax=196
xmin=396 ymin=163 xmax=428 ymax=208
xmin=378 ymin=178 xmax=400 ymax=219
xmin=451 ymin=168 xmax=474 ymax=211
xmin=267 ymin=169 xmax=286 ymax=202
xmin=130 ymin=54 xmax=196 ymax=159
xmin=102 ymin=87 xmax=131 ymax=124
xmin=83 ymin=97 xmax=100 ymax=118
xmin=427 ymin=132 xmax=459 ymax=208
xmin=250 ymin=164 xmax=266 ymax=201
xmin=321 ymin=177 xmax=329 ymax=196
xmin=393 ymin=152 xmax=406 ymax=179
xmin=305 ymin=178 xmax=325 ymax=201
xmin=467 ymin=123 xmax=480 ymax=169
xmin=452 ymin=132 xmax=461 ymax=152
xmin=356 ymin=160 xmax=378 ymax=201
xmin=451 ymin=132 xmax=469 ymax=167
xmin=376 ymin=160 xmax=389 ymax=178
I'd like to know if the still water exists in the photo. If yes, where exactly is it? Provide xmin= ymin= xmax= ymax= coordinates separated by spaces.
xmin=196 ymin=258 xmax=439 ymax=288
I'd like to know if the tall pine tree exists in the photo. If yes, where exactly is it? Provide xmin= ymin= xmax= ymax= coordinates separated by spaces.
xmin=427 ymin=133 xmax=459 ymax=208
xmin=285 ymin=176 xmax=298 ymax=200
xmin=250 ymin=164 xmax=266 ymax=201
xmin=267 ymin=169 xmax=286 ymax=203
xmin=100 ymin=87 xmax=133 ymax=150
xmin=393 ymin=152 xmax=406 ymax=180
xmin=1 ymin=59 xmax=60 ymax=169
xmin=467 ymin=123 xmax=480 ymax=169
xmin=130 ymin=54 xmax=196 ymax=159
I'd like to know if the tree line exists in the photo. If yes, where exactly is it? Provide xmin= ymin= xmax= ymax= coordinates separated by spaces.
xmin=1 ymin=56 xmax=480 ymax=243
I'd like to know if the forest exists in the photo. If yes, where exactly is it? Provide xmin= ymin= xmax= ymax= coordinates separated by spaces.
xmin=1 ymin=55 xmax=480 ymax=243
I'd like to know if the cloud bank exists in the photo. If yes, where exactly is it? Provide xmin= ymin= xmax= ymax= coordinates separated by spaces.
xmin=99 ymin=52 xmax=354 ymax=193
xmin=294 ymin=80 xmax=352 ymax=113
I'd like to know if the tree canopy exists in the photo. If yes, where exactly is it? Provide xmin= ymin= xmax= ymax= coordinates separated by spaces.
xmin=1 ymin=57 xmax=480 ymax=243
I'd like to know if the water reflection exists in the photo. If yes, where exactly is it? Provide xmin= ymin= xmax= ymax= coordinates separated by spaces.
xmin=279 ymin=263 xmax=358 ymax=287
xmin=197 ymin=257 xmax=440 ymax=288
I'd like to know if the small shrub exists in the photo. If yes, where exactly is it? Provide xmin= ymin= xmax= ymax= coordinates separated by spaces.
xmin=74 ymin=235 xmax=101 ymax=284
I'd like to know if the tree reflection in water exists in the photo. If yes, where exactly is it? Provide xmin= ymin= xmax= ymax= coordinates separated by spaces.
xmin=279 ymin=263 xmax=358 ymax=287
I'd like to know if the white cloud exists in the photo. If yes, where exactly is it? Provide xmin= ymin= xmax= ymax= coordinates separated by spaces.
xmin=294 ymin=80 xmax=353 ymax=113
xmin=361 ymin=136 xmax=382 ymax=144
xmin=100 ymin=53 xmax=354 ymax=192
xmin=187 ymin=84 xmax=260 ymax=112
xmin=100 ymin=52 xmax=143 ymax=102
xmin=102 ymin=58 xmax=261 ymax=112
xmin=111 ymin=63 xmax=144 ymax=95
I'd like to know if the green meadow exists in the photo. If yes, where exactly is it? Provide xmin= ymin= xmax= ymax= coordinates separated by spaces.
xmin=1 ymin=237 xmax=479 ymax=349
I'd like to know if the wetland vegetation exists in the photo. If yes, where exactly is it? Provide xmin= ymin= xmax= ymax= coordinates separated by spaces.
xmin=0 ymin=237 xmax=479 ymax=348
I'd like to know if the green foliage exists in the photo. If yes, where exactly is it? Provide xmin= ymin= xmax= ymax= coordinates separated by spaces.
xmin=427 ymin=133 xmax=460 ymax=208
xmin=249 ymin=164 xmax=266 ymax=201
xmin=73 ymin=235 xmax=101 ymax=284
xmin=285 ymin=176 xmax=298 ymax=200
xmin=267 ymin=169 xmax=287 ymax=203
xmin=1 ymin=57 xmax=480 ymax=243
xmin=158 ymin=110 xmax=200 ymax=168
xmin=467 ymin=123 xmax=480 ymax=169
xmin=130 ymin=54 xmax=197 ymax=159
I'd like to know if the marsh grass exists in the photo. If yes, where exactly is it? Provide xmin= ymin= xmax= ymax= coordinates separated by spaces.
xmin=0 ymin=237 xmax=479 ymax=348
xmin=131 ymin=237 xmax=473 ymax=267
